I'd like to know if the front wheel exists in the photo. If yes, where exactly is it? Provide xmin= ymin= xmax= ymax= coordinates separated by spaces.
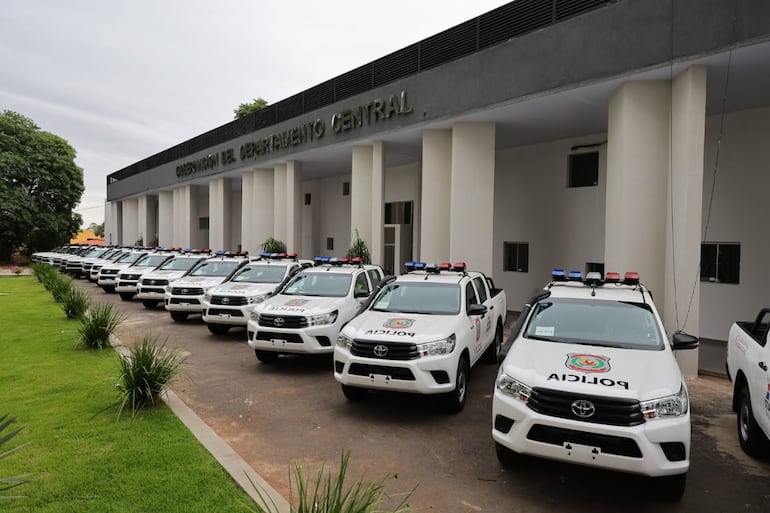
xmin=170 ymin=311 xmax=188 ymax=322
xmin=737 ymin=386 xmax=770 ymax=456
xmin=444 ymin=355 xmax=469 ymax=414
xmin=142 ymin=300 xmax=159 ymax=309
xmin=483 ymin=322 xmax=503 ymax=364
xmin=341 ymin=384 xmax=368 ymax=402
xmin=657 ymin=473 xmax=687 ymax=500
xmin=101 ymin=285 xmax=115 ymax=293
xmin=495 ymin=442 xmax=520 ymax=467
xmin=207 ymin=324 xmax=230 ymax=335
xmin=255 ymin=350 xmax=279 ymax=363
xmin=119 ymin=292 xmax=134 ymax=301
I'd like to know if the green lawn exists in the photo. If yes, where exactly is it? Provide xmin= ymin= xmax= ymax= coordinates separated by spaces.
xmin=0 ymin=276 xmax=254 ymax=512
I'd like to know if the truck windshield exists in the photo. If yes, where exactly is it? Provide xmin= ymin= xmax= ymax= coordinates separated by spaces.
xmin=524 ymin=298 xmax=663 ymax=350
xmin=190 ymin=261 xmax=240 ymax=277
xmin=159 ymin=257 xmax=199 ymax=271
xmin=116 ymin=253 xmax=143 ymax=264
xmin=232 ymin=265 xmax=286 ymax=283
xmin=134 ymin=254 xmax=169 ymax=268
xmin=371 ymin=283 xmax=461 ymax=315
xmin=282 ymin=273 xmax=351 ymax=297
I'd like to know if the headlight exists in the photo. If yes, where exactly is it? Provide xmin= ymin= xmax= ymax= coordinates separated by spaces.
xmin=249 ymin=310 xmax=259 ymax=322
xmin=203 ymin=292 xmax=212 ymax=302
xmin=416 ymin=334 xmax=456 ymax=357
xmin=248 ymin=294 xmax=268 ymax=304
xmin=307 ymin=310 xmax=338 ymax=326
xmin=165 ymin=285 xmax=172 ymax=293
xmin=496 ymin=369 xmax=532 ymax=402
xmin=336 ymin=333 xmax=353 ymax=350
xmin=640 ymin=384 xmax=689 ymax=419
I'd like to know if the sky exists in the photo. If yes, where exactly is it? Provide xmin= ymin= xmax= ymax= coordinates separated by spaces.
xmin=0 ymin=0 xmax=510 ymax=228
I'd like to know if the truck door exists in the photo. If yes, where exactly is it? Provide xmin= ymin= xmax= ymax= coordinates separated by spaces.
xmin=465 ymin=281 xmax=485 ymax=360
xmin=756 ymin=336 xmax=770 ymax=435
xmin=472 ymin=276 xmax=494 ymax=344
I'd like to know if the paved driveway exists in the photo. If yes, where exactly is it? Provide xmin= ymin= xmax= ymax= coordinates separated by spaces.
xmin=81 ymin=282 xmax=770 ymax=513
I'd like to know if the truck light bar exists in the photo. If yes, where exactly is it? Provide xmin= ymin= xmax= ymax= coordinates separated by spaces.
xmin=567 ymin=270 xmax=582 ymax=282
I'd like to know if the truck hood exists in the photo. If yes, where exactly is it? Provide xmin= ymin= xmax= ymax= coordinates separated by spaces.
xmin=210 ymin=282 xmax=278 ymax=297
xmin=143 ymin=269 xmax=188 ymax=280
xmin=256 ymin=294 xmax=349 ymax=316
xmin=502 ymin=339 xmax=683 ymax=401
xmin=343 ymin=311 xmax=457 ymax=343
xmin=100 ymin=262 xmax=133 ymax=271
xmin=172 ymin=276 xmax=227 ymax=289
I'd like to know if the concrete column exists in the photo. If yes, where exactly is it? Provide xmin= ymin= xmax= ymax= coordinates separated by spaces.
xmin=273 ymin=164 xmax=287 ymax=244
xmin=173 ymin=185 xmax=199 ymax=249
xmin=371 ymin=141 xmax=385 ymax=266
xmin=665 ymin=66 xmax=707 ymax=377
xmin=121 ymin=198 xmax=139 ymax=246
xmin=158 ymin=191 xmax=174 ymax=247
xmin=253 ymin=168 xmax=275 ymax=252
xmin=420 ymin=130 xmax=452 ymax=263
xmin=138 ymin=195 xmax=158 ymax=247
xmin=105 ymin=200 xmax=121 ymax=246
xmin=302 ymin=180 xmax=321 ymax=258
xmin=351 ymin=145 xmax=373 ymax=251
xmin=241 ymin=171 xmax=255 ymax=254
xmin=285 ymin=161 xmax=303 ymax=254
xmin=605 ymin=81 xmax=671 ymax=299
xmin=450 ymin=123 xmax=496 ymax=275
xmin=209 ymin=177 xmax=232 ymax=251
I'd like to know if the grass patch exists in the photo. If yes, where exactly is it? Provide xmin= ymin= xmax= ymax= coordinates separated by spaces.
xmin=0 ymin=276 xmax=254 ymax=511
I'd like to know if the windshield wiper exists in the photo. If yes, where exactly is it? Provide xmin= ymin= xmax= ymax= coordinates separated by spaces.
xmin=526 ymin=335 xmax=559 ymax=342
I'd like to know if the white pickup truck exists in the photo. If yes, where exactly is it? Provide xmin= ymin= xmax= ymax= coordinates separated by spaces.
xmin=726 ymin=308 xmax=770 ymax=457
xmin=247 ymin=257 xmax=384 ymax=363
xmin=492 ymin=270 xmax=699 ymax=499
xmin=334 ymin=261 xmax=507 ymax=413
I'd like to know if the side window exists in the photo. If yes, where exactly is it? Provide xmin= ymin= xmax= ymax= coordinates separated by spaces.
xmin=354 ymin=273 xmax=370 ymax=294
xmin=465 ymin=282 xmax=478 ymax=310
xmin=367 ymin=269 xmax=382 ymax=287
xmin=473 ymin=277 xmax=488 ymax=304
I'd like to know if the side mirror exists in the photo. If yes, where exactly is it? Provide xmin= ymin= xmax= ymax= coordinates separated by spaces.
xmin=672 ymin=331 xmax=699 ymax=350
xmin=468 ymin=304 xmax=488 ymax=317
xmin=354 ymin=289 xmax=370 ymax=298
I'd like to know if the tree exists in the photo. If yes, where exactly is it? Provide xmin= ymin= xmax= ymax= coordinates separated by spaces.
xmin=233 ymin=98 xmax=268 ymax=119
xmin=87 ymin=222 xmax=104 ymax=237
xmin=0 ymin=111 xmax=84 ymax=259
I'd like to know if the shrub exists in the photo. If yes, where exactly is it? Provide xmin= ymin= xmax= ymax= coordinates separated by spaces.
xmin=261 ymin=237 xmax=286 ymax=254
xmin=346 ymin=229 xmax=370 ymax=264
xmin=114 ymin=336 xmax=185 ymax=417
xmin=49 ymin=274 xmax=73 ymax=302
xmin=0 ymin=414 xmax=30 ymax=500
xmin=62 ymin=286 xmax=91 ymax=319
xmin=78 ymin=303 xmax=124 ymax=349
xmin=246 ymin=452 xmax=413 ymax=513
xmin=31 ymin=263 xmax=57 ymax=289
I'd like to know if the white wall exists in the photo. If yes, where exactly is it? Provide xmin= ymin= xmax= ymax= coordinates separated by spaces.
xmin=230 ymin=189 xmax=242 ymax=251
xmin=385 ymin=162 xmax=421 ymax=261
xmin=699 ymin=106 xmax=770 ymax=340
xmin=494 ymin=134 xmax=607 ymax=311
xmin=317 ymin=175 xmax=352 ymax=257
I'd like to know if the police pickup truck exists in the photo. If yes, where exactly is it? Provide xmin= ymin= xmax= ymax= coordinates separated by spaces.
xmin=202 ymin=253 xmax=312 ymax=335
xmin=247 ymin=257 xmax=384 ymax=363
xmin=135 ymin=250 xmax=210 ymax=309
xmin=114 ymin=250 xmax=176 ymax=301
xmin=726 ymin=308 xmax=770 ymax=457
xmin=334 ymin=261 xmax=507 ymax=413
xmin=492 ymin=270 xmax=698 ymax=499
xmin=164 ymin=251 xmax=250 ymax=321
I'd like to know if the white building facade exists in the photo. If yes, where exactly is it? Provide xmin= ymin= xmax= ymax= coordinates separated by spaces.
xmin=106 ymin=0 xmax=770 ymax=376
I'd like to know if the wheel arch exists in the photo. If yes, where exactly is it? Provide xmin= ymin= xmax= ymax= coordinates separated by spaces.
xmin=732 ymin=370 xmax=748 ymax=412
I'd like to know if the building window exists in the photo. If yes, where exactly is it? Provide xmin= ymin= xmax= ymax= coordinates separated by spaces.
xmin=701 ymin=242 xmax=740 ymax=284
xmin=199 ymin=217 xmax=209 ymax=230
xmin=304 ymin=193 xmax=312 ymax=205
xmin=568 ymin=152 xmax=599 ymax=187
xmin=503 ymin=242 xmax=529 ymax=272
xmin=326 ymin=237 xmax=334 ymax=251
xmin=342 ymin=181 xmax=350 ymax=196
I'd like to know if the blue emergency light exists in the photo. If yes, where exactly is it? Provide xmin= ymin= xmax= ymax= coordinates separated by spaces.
xmin=568 ymin=270 xmax=583 ymax=281
xmin=551 ymin=268 xmax=566 ymax=281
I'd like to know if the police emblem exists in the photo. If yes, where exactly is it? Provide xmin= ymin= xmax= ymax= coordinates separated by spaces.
xmin=285 ymin=299 xmax=309 ymax=306
xmin=383 ymin=318 xmax=414 ymax=329
xmin=565 ymin=353 xmax=611 ymax=373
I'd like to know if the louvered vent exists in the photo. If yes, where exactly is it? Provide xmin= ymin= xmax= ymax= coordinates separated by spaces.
xmin=420 ymin=19 xmax=478 ymax=71
xmin=303 ymin=79 xmax=336 ymax=112
xmin=373 ymin=44 xmax=419 ymax=87
xmin=556 ymin=0 xmax=609 ymax=20
xmin=276 ymin=93 xmax=304 ymax=123
xmin=334 ymin=64 xmax=373 ymax=101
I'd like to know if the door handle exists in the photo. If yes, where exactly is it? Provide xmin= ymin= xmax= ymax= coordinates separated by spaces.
xmin=759 ymin=361 xmax=768 ymax=371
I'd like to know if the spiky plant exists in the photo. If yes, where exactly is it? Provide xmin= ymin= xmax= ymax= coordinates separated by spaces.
xmin=346 ymin=229 xmax=370 ymax=264
xmin=245 ymin=452 xmax=413 ymax=513
xmin=78 ymin=302 xmax=124 ymax=349
xmin=48 ymin=274 xmax=73 ymax=302
xmin=32 ymin=263 xmax=58 ymax=290
xmin=114 ymin=336 xmax=185 ymax=417
xmin=0 ymin=414 xmax=30 ymax=500
xmin=62 ymin=286 xmax=91 ymax=319
xmin=261 ymin=237 xmax=286 ymax=254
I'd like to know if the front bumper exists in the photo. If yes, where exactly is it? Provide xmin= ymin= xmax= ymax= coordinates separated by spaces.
xmin=491 ymin=389 xmax=690 ymax=477
xmin=246 ymin=321 xmax=338 ymax=354
xmin=115 ymin=281 xmax=139 ymax=293
xmin=333 ymin=346 xmax=458 ymax=395
xmin=202 ymin=303 xmax=251 ymax=326
xmin=165 ymin=294 xmax=205 ymax=313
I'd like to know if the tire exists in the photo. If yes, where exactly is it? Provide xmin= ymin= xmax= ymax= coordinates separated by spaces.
xmin=737 ymin=386 xmax=770 ymax=456
xmin=119 ymin=292 xmax=134 ymax=301
xmin=170 ymin=311 xmax=188 ymax=322
xmin=483 ymin=322 xmax=503 ymax=364
xmin=255 ymin=350 xmax=279 ymax=363
xmin=657 ymin=473 xmax=687 ymax=500
xmin=495 ymin=442 xmax=520 ymax=467
xmin=341 ymin=384 xmax=368 ymax=402
xmin=207 ymin=324 xmax=230 ymax=335
xmin=445 ymin=355 xmax=470 ymax=414
xmin=101 ymin=285 xmax=115 ymax=293
xmin=142 ymin=300 xmax=159 ymax=309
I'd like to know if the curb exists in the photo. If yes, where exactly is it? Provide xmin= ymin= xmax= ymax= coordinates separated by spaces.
xmin=111 ymin=339 xmax=290 ymax=512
